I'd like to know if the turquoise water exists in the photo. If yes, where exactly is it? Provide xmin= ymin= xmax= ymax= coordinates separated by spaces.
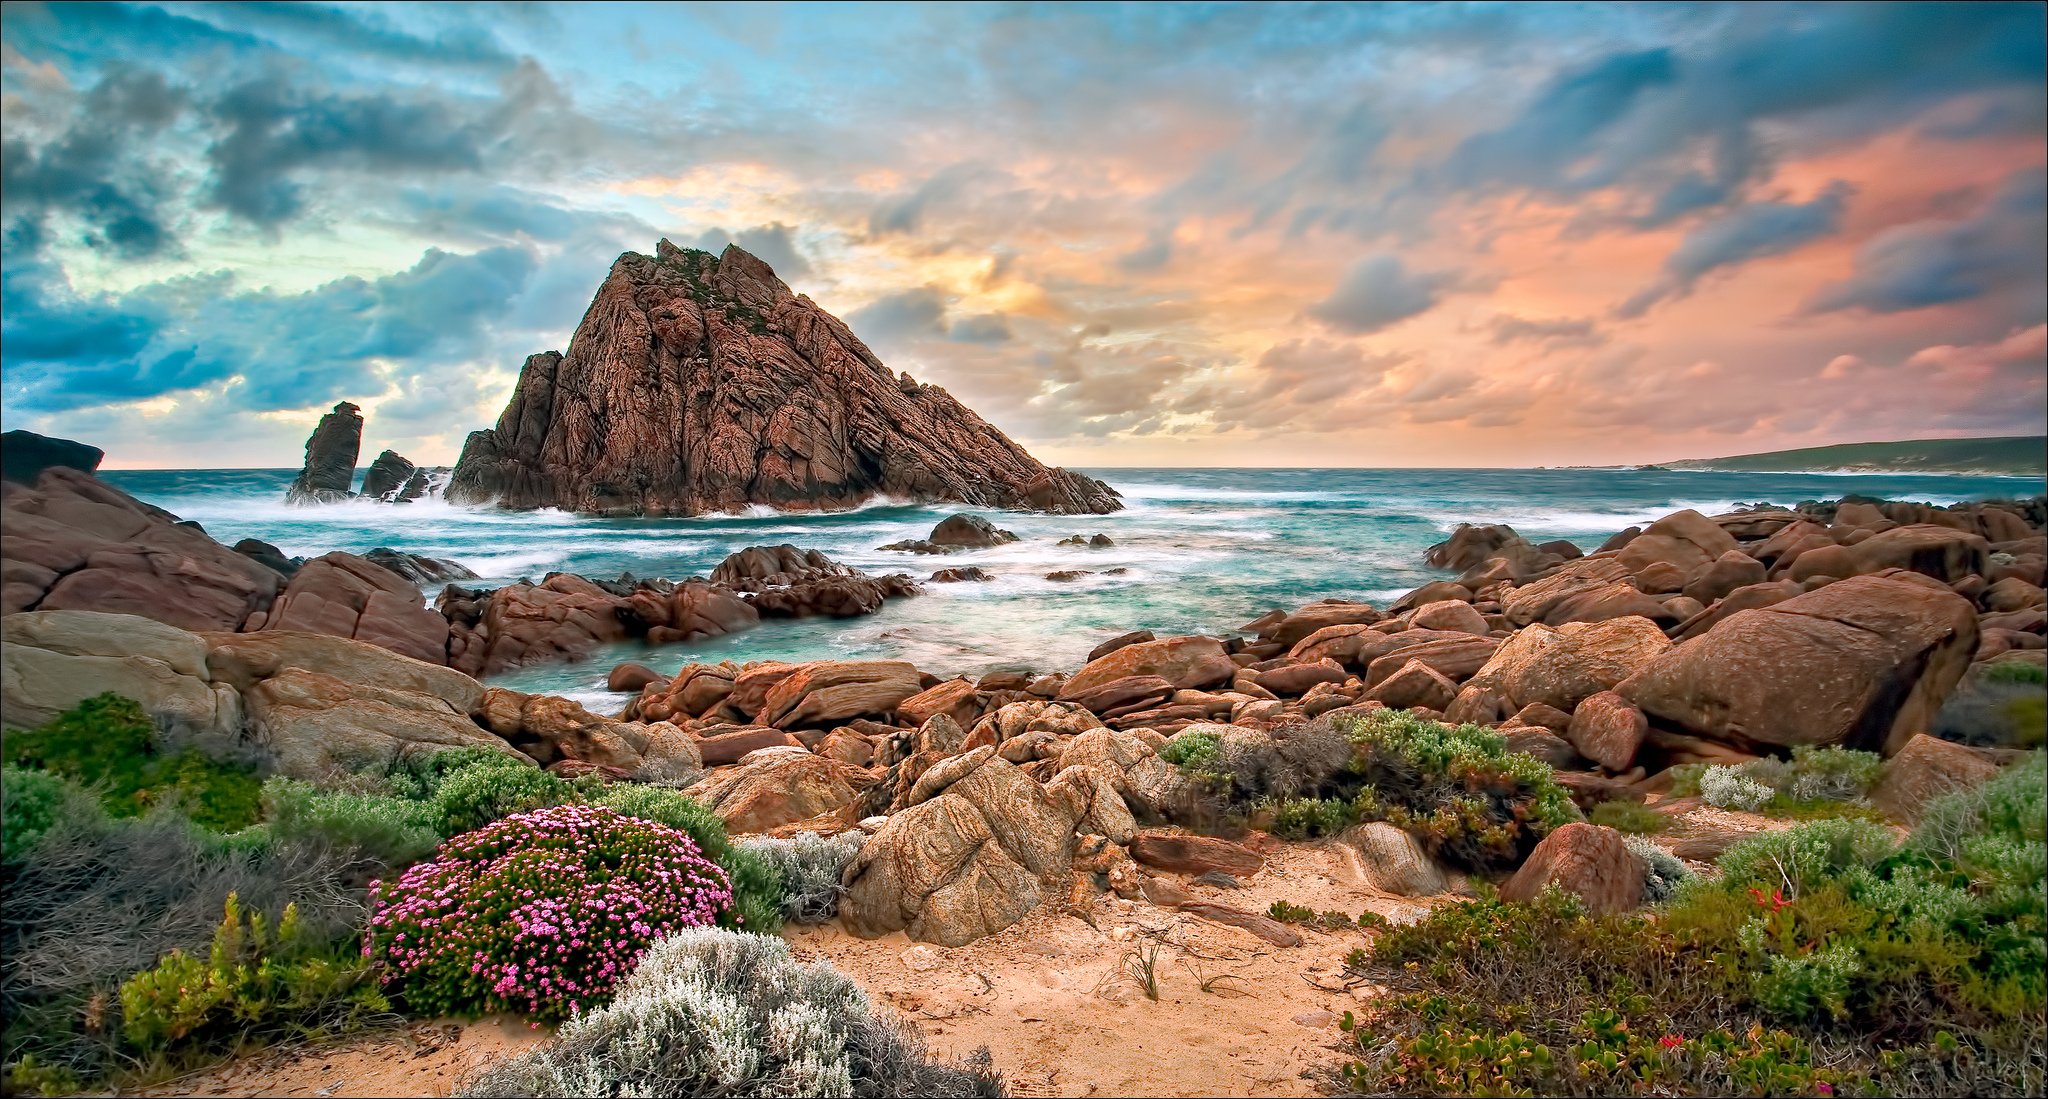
xmin=103 ymin=467 xmax=2047 ymax=712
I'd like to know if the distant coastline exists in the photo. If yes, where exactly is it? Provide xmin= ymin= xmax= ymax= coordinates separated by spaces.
xmin=1658 ymin=435 xmax=2045 ymax=477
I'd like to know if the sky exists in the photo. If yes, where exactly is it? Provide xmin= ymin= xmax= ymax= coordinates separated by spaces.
xmin=2 ymin=1 xmax=2044 ymax=470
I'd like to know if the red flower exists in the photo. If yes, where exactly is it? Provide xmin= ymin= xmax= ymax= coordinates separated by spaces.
xmin=1658 ymin=1035 xmax=1683 ymax=1050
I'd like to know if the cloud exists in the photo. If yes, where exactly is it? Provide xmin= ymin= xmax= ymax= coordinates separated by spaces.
xmin=1308 ymin=254 xmax=1453 ymax=334
xmin=844 ymin=287 xmax=947 ymax=353
xmin=1487 ymin=314 xmax=1607 ymax=350
xmin=691 ymin=222 xmax=813 ymax=279
xmin=2 ymin=239 xmax=537 ymax=414
xmin=1618 ymin=183 xmax=1853 ymax=317
xmin=0 ymin=65 xmax=187 ymax=257
xmin=1805 ymin=165 xmax=2046 ymax=315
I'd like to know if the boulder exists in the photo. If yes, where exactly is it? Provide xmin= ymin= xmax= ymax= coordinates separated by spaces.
xmin=477 ymin=688 xmax=701 ymax=781
xmin=841 ymin=755 xmax=1086 ymax=945
xmin=1059 ymin=635 xmax=1236 ymax=698
xmin=1983 ymin=577 xmax=2046 ymax=612
xmin=1500 ymin=557 xmax=1633 ymax=626
xmin=930 ymin=514 xmax=1018 ymax=548
xmin=697 ymin=725 xmax=804 ymax=766
xmin=1362 ymin=635 xmax=1500 ymax=688
xmin=1127 ymin=830 xmax=1264 ymax=877
xmin=362 ymin=548 xmax=477 ymax=585
xmin=1364 ymin=660 xmax=1458 ymax=711
xmin=1505 ymin=726 xmax=1582 ymax=769
xmin=1461 ymin=616 xmax=1670 ymax=714
xmin=897 ymin=678 xmax=983 ymax=727
xmin=1619 ymin=573 xmax=1978 ymax=756
xmin=444 ymin=244 xmax=1119 ymax=516
xmin=929 ymin=566 xmax=992 ymax=583
xmin=1252 ymin=659 xmax=1349 ymax=697
xmin=1390 ymin=581 xmax=1474 ymax=614
xmin=1 ymin=610 xmax=239 ymax=736
xmin=1848 ymin=525 xmax=1990 ymax=585
xmin=1261 ymin=602 xmax=1383 ymax=647
xmin=1342 ymin=822 xmax=1448 ymax=896
xmin=1615 ymin=509 xmax=1739 ymax=578
xmin=242 ymin=666 xmax=521 ymax=779
xmin=1867 ymin=734 xmax=2005 ymax=825
xmin=968 ymin=700 xmax=1103 ymax=745
xmin=440 ymin=573 xmax=636 ymax=677
xmin=358 ymin=450 xmax=420 ymax=502
xmin=687 ymin=746 xmax=876 ymax=833
xmin=284 ymin=402 xmax=363 ymax=505
xmin=607 ymin=662 xmax=663 ymax=692
xmin=757 ymin=660 xmax=923 ymax=729
xmin=1 ymin=430 xmax=103 ymax=484
xmin=1499 ymin=822 xmax=1646 ymax=915
xmin=1063 ymin=674 xmax=1177 ymax=716
xmin=1055 ymin=726 xmax=1183 ymax=817
xmin=244 ymin=551 xmax=450 ymax=664
xmin=1671 ymin=580 xmax=1803 ymax=641
xmin=1426 ymin=524 xmax=1532 ymax=571
xmin=1088 ymin=629 xmax=1156 ymax=663
xmin=3 ymin=467 xmax=283 ymax=630
xmin=1408 ymin=599 xmax=1490 ymax=636
xmin=1565 ymin=690 xmax=1649 ymax=772
xmin=1682 ymin=550 xmax=1767 ymax=605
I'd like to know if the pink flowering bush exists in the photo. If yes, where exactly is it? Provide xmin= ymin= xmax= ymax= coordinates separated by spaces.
xmin=364 ymin=804 xmax=732 ymax=1021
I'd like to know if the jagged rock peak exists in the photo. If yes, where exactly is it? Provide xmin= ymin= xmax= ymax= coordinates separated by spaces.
xmin=284 ymin=402 xmax=363 ymax=505
xmin=445 ymin=241 xmax=1122 ymax=517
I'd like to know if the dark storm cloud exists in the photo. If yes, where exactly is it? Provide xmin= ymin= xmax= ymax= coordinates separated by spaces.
xmin=1618 ymin=183 xmax=1854 ymax=317
xmin=1805 ymin=166 xmax=2048 ymax=316
xmin=1307 ymin=254 xmax=1453 ymax=335
xmin=0 ymin=66 xmax=187 ymax=257
xmin=2 ymin=240 xmax=537 ymax=413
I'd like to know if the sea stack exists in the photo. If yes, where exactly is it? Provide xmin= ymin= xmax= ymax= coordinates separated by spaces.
xmin=284 ymin=402 xmax=363 ymax=505
xmin=446 ymin=240 xmax=1122 ymax=516
xmin=359 ymin=449 xmax=434 ymax=502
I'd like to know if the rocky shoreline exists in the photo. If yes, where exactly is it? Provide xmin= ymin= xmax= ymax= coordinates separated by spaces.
xmin=5 ymin=425 xmax=2044 ymax=943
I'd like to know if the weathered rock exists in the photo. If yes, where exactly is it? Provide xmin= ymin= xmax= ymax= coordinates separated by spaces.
xmin=1174 ymin=902 xmax=1303 ymax=947
xmin=1460 ymin=616 xmax=1670 ymax=714
xmin=758 ymin=660 xmax=924 ymax=728
xmin=709 ymin=545 xmax=919 ymax=619
xmin=1504 ymin=727 xmax=1582 ymax=769
xmin=968 ymin=699 xmax=1103 ymax=745
xmin=1867 ymin=734 xmax=2005 ymax=824
xmin=1500 ymin=557 xmax=1634 ymax=626
xmin=1063 ymin=674 xmax=1178 ymax=717
xmin=1566 ymin=690 xmax=1649 ymax=772
xmin=1261 ymin=602 xmax=1383 ymax=647
xmin=696 ymin=725 xmax=804 ymax=765
xmin=233 ymin=539 xmax=301 ymax=579
xmin=902 ymin=744 xmax=997 ymax=808
xmin=479 ymin=688 xmax=702 ymax=780
xmin=912 ymin=713 xmax=968 ymax=757
xmin=1088 ymin=629 xmax=1156 ymax=663
xmin=244 ymin=551 xmax=450 ymax=664
xmin=2 ymin=430 xmax=103 ymax=484
xmin=1984 ymin=577 xmax=2048 ymax=612
xmin=362 ymin=548 xmax=477 ymax=585
xmin=3 ymin=467 xmax=283 ymax=630
xmin=1847 ymin=525 xmax=1990 ymax=584
xmin=1055 ymin=727 xmax=1183 ymax=817
xmin=607 ymin=662 xmax=663 ymax=692
xmin=284 ymin=402 xmax=363 ymax=505
xmin=1427 ymin=524 xmax=1532 ymax=571
xmin=1128 ymin=830 xmax=1263 ymax=877
xmin=632 ymin=580 xmax=763 ymax=644
xmin=1672 ymin=579 xmax=1804 ymax=641
xmin=1499 ymin=822 xmax=1646 ymax=915
xmin=932 ymin=514 xmax=1017 ymax=548
xmin=1364 ymin=660 xmax=1458 ymax=711
xmin=445 ymin=243 xmax=1120 ymax=516
xmin=1060 ymin=635 xmax=1236 ymax=699
xmin=358 ymin=450 xmax=419 ymax=502
xmin=1 ymin=610 xmax=240 ymax=736
xmin=1619 ymin=573 xmax=1978 ymax=755
xmin=897 ymin=678 xmax=983 ymax=728
xmin=441 ymin=573 xmax=635 ymax=676
xmin=841 ymin=755 xmax=1085 ymax=945
xmin=1390 ymin=581 xmax=1474 ymax=614
xmin=625 ymin=661 xmax=738 ymax=722
xmin=1341 ymin=822 xmax=1448 ymax=896
xmin=1616 ymin=509 xmax=1740 ymax=579
xmin=1362 ymin=635 xmax=1500 ymax=687
xmin=929 ymin=566 xmax=992 ymax=583
xmin=687 ymin=746 xmax=876 ymax=833
xmin=1682 ymin=550 xmax=1767 ymax=605
xmin=1408 ymin=599 xmax=1490 ymax=636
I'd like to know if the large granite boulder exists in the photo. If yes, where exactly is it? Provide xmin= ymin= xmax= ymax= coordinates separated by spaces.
xmin=756 ymin=660 xmax=924 ymax=728
xmin=2 ymin=466 xmax=282 ymax=631
xmin=1461 ymin=616 xmax=1670 ymax=714
xmin=444 ymin=242 xmax=1120 ymax=516
xmin=1619 ymin=573 xmax=1978 ymax=755
xmin=841 ymin=754 xmax=1086 ymax=945
xmin=1615 ymin=509 xmax=1740 ymax=579
xmin=1059 ymin=635 xmax=1236 ymax=699
xmin=440 ymin=574 xmax=634 ymax=676
xmin=1500 ymin=822 xmax=1646 ymax=915
xmin=1 ymin=610 xmax=240 ymax=736
xmin=245 ymin=551 xmax=450 ymax=664
xmin=284 ymin=402 xmax=363 ymax=505
xmin=686 ymin=746 xmax=875 ymax=833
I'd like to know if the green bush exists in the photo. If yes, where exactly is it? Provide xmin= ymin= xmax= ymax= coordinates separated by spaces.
xmin=1982 ymin=660 xmax=2047 ymax=686
xmin=4 ymin=694 xmax=263 ymax=831
xmin=1335 ymin=758 xmax=2048 ymax=1096
xmin=118 ymin=893 xmax=390 ymax=1057
xmin=1266 ymin=795 xmax=1358 ymax=839
xmin=261 ymin=779 xmax=441 ymax=870
xmin=1342 ymin=710 xmax=1579 ymax=871
xmin=738 ymin=832 xmax=863 ymax=924
xmin=430 ymin=759 xmax=578 ymax=835
xmin=1693 ymin=745 xmax=1887 ymax=818
xmin=1588 ymin=800 xmax=1666 ymax=835
xmin=2 ymin=766 xmax=91 ymax=863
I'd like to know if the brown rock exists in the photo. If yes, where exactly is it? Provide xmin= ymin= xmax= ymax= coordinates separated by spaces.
xmin=1390 ymin=581 xmax=1474 ymax=613
xmin=897 ymin=677 xmax=983 ymax=727
xmin=1362 ymin=635 xmax=1500 ymax=687
xmin=444 ymin=243 xmax=1120 ymax=516
xmin=1616 ymin=509 xmax=1740 ymax=578
xmin=1059 ymin=635 xmax=1236 ymax=698
xmin=1364 ymin=660 xmax=1458 ymax=711
xmin=1672 ymin=580 xmax=1803 ymax=640
xmin=1620 ymin=573 xmax=1978 ymax=755
xmin=1511 ymin=701 xmax=1573 ymax=734
xmin=245 ymin=552 xmax=450 ymax=664
xmin=1253 ymin=659 xmax=1349 ymax=696
xmin=1462 ymin=616 xmax=1670 ymax=714
xmin=1500 ymin=822 xmax=1646 ymax=915
xmin=283 ymin=402 xmax=363 ymax=505
xmin=697 ymin=725 xmax=803 ymax=765
xmin=1984 ymin=577 xmax=2047 ymax=612
xmin=1505 ymin=726 xmax=1584 ymax=769
xmin=757 ymin=660 xmax=923 ymax=728
xmin=607 ymin=662 xmax=663 ymax=692
xmin=1261 ymin=601 xmax=1384 ymax=647
xmin=1867 ymin=734 xmax=2004 ymax=824
xmin=687 ymin=746 xmax=877 ymax=833
xmin=1408 ymin=599 xmax=1490 ymax=635
xmin=1682 ymin=550 xmax=1767 ymax=605
xmin=1129 ymin=830 xmax=1264 ymax=876
xmin=1174 ymin=902 xmax=1303 ymax=947
xmin=1063 ymin=674 xmax=1177 ymax=717
xmin=1426 ymin=524 xmax=1533 ymax=571
xmin=1088 ymin=629 xmax=1156 ymax=663
xmin=1848 ymin=525 xmax=1990 ymax=584
xmin=1566 ymin=691 xmax=1649 ymax=772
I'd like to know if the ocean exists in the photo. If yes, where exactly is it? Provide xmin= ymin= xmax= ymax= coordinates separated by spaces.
xmin=103 ymin=467 xmax=2048 ymax=713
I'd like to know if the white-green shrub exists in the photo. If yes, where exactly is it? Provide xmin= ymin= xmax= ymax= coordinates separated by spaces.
xmin=1699 ymin=765 xmax=1774 ymax=812
xmin=458 ymin=928 xmax=1002 ymax=1098
xmin=738 ymin=831 xmax=865 ymax=924
xmin=1624 ymin=835 xmax=1691 ymax=904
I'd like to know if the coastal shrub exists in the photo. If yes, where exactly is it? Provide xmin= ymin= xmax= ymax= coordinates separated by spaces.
xmin=3 ymin=694 xmax=263 ymax=831
xmin=118 ymin=892 xmax=391 ymax=1058
xmin=1342 ymin=709 xmax=1579 ymax=872
xmin=1937 ymin=664 xmax=2048 ymax=749
xmin=1588 ymin=800 xmax=1666 ymax=835
xmin=1624 ymin=836 xmax=1690 ymax=903
xmin=430 ymin=759 xmax=579 ymax=835
xmin=2 ymin=766 xmax=92 ymax=863
xmin=365 ymin=804 xmax=734 ymax=1022
xmin=457 ymin=928 xmax=1004 ymax=1098
xmin=383 ymin=746 xmax=531 ymax=800
xmin=738 ymin=832 xmax=864 ymax=924
xmin=2 ymin=800 xmax=364 ymax=1083
xmin=1266 ymin=795 xmax=1358 ymax=839
xmin=260 ymin=778 xmax=442 ymax=871
xmin=1336 ymin=762 xmax=2047 ymax=1096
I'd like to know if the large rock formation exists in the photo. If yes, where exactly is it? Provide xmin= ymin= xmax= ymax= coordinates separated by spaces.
xmin=284 ymin=402 xmax=364 ymax=505
xmin=359 ymin=450 xmax=433 ymax=502
xmin=445 ymin=241 xmax=1121 ymax=516
xmin=1 ymin=430 xmax=103 ymax=485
